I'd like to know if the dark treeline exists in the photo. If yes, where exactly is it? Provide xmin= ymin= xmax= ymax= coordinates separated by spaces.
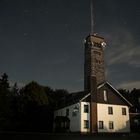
xmin=118 ymin=89 xmax=140 ymax=133
xmin=0 ymin=73 xmax=69 ymax=132
xmin=118 ymin=89 xmax=140 ymax=112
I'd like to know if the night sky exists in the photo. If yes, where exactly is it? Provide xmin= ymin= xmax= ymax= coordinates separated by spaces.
xmin=0 ymin=0 xmax=140 ymax=92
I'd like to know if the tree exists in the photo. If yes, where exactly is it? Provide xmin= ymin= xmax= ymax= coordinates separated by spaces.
xmin=20 ymin=81 xmax=49 ymax=106
xmin=0 ymin=73 xmax=11 ymax=130
xmin=53 ymin=89 xmax=69 ymax=100
xmin=11 ymin=82 xmax=19 ymax=96
xmin=0 ymin=73 xmax=10 ymax=93
xmin=16 ymin=81 xmax=51 ymax=131
xmin=130 ymin=88 xmax=140 ymax=112
xmin=43 ymin=86 xmax=54 ymax=104
xmin=118 ymin=89 xmax=131 ymax=101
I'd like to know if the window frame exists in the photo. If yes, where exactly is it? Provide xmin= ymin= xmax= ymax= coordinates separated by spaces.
xmin=108 ymin=106 xmax=113 ymax=115
xmin=84 ymin=104 xmax=89 ymax=113
xmin=122 ymin=107 xmax=127 ymax=115
xmin=84 ymin=120 xmax=89 ymax=129
xmin=98 ymin=121 xmax=104 ymax=129
xmin=109 ymin=121 xmax=114 ymax=129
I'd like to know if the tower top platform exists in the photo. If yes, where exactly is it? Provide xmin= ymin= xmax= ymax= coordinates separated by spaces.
xmin=85 ymin=34 xmax=106 ymax=46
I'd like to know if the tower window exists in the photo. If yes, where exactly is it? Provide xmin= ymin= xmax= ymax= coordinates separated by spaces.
xmin=103 ymin=90 xmax=108 ymax=102
xmin=122 ymin=108 xmax=127 ymax=115
xmin=109 ymin=121 xmax=114 ymax=129
xmin=95 ymin=59 xmax=101 ymax=64
xmin=108 ymin=107 xmax=113 ymax=115
xmin=99 ymin=121 xmax=104 ymax=129
xmin=84 ymin=120 xmax=89 ymax=129
xmin=84 ymin=105 xmax=89 ymax=113
xmin=94 ymin=51 xmax=101 ymax=56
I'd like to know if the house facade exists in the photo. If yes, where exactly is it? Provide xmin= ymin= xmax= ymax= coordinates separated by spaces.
xmin=53 ymin=34 xmax=132 ymax=133
xmin=54 ymin=82 xmax=131 ymax=133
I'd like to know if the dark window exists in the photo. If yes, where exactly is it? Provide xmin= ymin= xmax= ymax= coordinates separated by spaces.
xmin=95 ymin=59 xmax=101 ymax=64
xmin=99 ymin=121 xmax=104 ymax=129
xmin=94 ymin=51 xmax=101 ymax=56
xmin=66 ymin=108 xmax=69 ymax=116
xmin=109 ymin=121 xmax=114 ymax=129
xmin=122 ymin=108 xmax=126 ymax=115
xmin=108 ymin=107 xmax=113 ymax=115
xmin=84 ymin=105 xmax=89 ymax=113
xmin=138 ymin=98 xmax=140 ymax=103
xmin=72 ymin=111 xmax=76 ymax=117
xmin=84 ymin=120 xmax=89 ymax=129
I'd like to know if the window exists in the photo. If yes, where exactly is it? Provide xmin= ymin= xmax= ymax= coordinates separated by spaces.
xmin=99 ymin=121 xmax=104 ymax=129
xmin=138 ymin=98 xmax=140 ymax=103
xmin=108 ymin=107 xmax=113 ymax=115
xmin=109 ymin=121 xmax=114 ymax=129
xmin=103 ymin=90 xmax=108 ymax=102
xmin=84 ymin=105 xmax=89 ymax=113
xmin=66 ymin=108 xmax=69 ymax=116
xmin=122 ymin=108 xmax=126 ymax=115
xmin=72 ymin=106 xmax=79 ymax=117
xmin=134 ymin=119 xmax=139 ymax=125
xmin=72 ymin=112 xmax=76 ymax=117
xmin=95 ymin=59 xmax=101 ymax=64
xmin=94 ymin=51 xmax=101 ymax=56
xmin=84 ymin=120 xmax=89 ymax=129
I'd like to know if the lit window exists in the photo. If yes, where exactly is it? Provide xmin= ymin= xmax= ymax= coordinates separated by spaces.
xmin=108 ymin=107 xmax=113 ymax=115
xmin=84 ymin=120 xmax=89 ymax=129
xmin=84 ymin=105 xmax=89 ymax=113
xmin=99 ymin=121 xmax=104 ymax=129
xmin=122 ymin=108 xmax=126 ymax=115
xmin=109 ymin=121 xmax=114 ymax=129
xmin=66 ymin=108 xmax=69 ymax=116
xmin=103 ymin=90 xmax=107 ymax=102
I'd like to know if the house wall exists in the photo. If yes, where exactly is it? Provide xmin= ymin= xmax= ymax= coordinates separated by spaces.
xmin=97 ymin=103 xmax=130 ymax=133
xmin=80 ymin=102 xmax=90 ymax=132
xmin=54 ymin=103 xmax=80 ymax=132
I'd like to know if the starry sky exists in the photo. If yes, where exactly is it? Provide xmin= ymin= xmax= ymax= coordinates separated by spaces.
xmin=0 ymin=0 xmax=140 ymax=92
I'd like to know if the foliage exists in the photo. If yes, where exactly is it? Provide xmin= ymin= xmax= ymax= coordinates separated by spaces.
xmin=0 ymin=73 xmax=11 ymax=130
xmin=119 ymin=88 xmax=140 ymax=112
xmin=20 ymin=81 xmax=49 ymax=106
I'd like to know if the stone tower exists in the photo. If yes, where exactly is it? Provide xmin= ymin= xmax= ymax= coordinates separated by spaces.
xmin=84 ymin=34 xmax=106 ymax=93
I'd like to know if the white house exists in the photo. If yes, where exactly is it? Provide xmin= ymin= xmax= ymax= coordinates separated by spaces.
xmin=54 ymin=82 xmax=132 ymax=133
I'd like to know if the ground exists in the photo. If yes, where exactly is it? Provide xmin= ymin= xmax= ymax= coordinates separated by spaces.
xmin=0 ymin=132 xmax=140 ymax=140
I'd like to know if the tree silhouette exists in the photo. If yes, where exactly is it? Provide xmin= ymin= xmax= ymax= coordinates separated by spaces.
xmin=0 ymin=73 xmax=12 ymax=130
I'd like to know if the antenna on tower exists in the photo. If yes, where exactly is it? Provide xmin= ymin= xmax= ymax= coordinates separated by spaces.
xmin=90 ymin=0 xmax=94 ymax=35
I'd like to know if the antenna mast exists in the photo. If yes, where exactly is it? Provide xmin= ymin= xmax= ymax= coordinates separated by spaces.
xmin=90 ymin=0 xmax=94 ymax=34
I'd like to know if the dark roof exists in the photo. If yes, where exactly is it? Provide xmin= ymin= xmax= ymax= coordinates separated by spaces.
xmin=56 ymin=91 xmax=86 ymax=109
